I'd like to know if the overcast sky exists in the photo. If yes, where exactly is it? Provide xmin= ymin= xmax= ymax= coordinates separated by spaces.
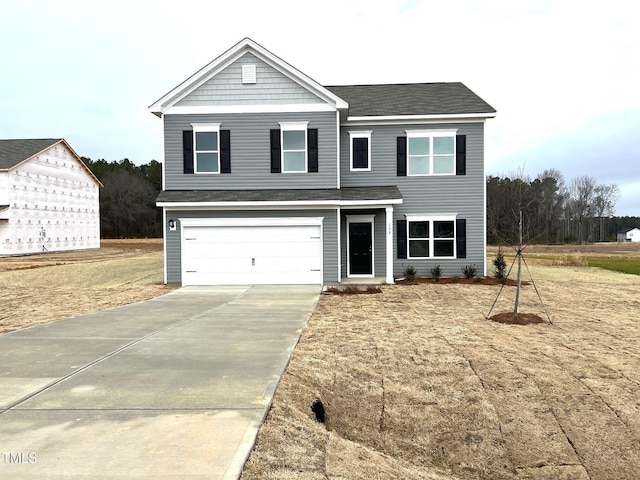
xmin=1 ymin=0 xmax=638 ymax=215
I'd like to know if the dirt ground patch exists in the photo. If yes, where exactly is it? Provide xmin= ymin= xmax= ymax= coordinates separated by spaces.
xmin=242 ymin=247 xmax=640 ymax=479
xmin=0 ymin=239 xmax=174 ymax=334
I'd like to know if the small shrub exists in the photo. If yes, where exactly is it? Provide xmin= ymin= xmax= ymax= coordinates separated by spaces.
xmin=344 ymin=285 xmax=360 ymax=294
xmin=474 ymin=276 xmax=483 ymax=283
xmin=493 ymin=247 xmax=507 ymax=280
xmin=404 ymin=265 xmax=417 ymax=282
xmin=462 ymin=264 xmax=477 ymax=279
xmin=451 ymin=276 xmax=460 ymax=284
xmin=366 ymin=285 xmax=382 ymax=293
xmin=430 ymin=265 xmax=442 ymax=282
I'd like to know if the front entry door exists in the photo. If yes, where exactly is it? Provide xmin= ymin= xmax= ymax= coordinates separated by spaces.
xmin=349 ymin=222 xmax=373 ymax=275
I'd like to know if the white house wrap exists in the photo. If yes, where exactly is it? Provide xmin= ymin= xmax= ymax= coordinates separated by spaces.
xmin=0 ymin=138 xmax=102 ymax=256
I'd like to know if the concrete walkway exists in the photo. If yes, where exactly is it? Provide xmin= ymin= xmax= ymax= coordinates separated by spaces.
xmin=0 ymin=285 xmax=320 ymax=479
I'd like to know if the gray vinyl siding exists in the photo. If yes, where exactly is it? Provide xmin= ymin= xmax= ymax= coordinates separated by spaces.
xmin=340 ymin=122 xmax=486 ymax=277
xmin=176 ymin=52 xmax=325 ymax=107
xmin=340 ymin=209 xmax=387 ymax=278
xmin=164 ymin=111 xmax=338 ymax=190
xmin=164 ymin=209 xmax=338 ymax=284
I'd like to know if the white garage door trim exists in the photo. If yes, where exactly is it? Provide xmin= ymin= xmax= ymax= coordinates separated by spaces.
xmin=179 ymin=217 xmax=324 ymax=286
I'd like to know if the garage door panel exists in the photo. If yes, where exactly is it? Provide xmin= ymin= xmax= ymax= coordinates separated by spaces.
xmin=182 ymin=223 xmax=322 ymax=286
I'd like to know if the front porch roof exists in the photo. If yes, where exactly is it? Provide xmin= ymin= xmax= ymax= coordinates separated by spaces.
xmin=156 ymin=186 xmax=402 ymax=208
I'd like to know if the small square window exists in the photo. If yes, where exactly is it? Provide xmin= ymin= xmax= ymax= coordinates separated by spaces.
xmin=349 ymin=131 xmax=372 ymax=171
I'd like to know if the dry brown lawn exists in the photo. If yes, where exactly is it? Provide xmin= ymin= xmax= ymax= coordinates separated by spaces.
xmin=242 ymin=245 xmax=640 ymax=480
xmin=3 ymin=241 xmax=640 ymax=479
xmin=0 ymin=239 xmax=173 ymax=334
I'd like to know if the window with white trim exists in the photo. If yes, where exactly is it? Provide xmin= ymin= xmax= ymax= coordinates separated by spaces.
xmin=193 ymin=123 xmax=220 ymax=174
xmin=407 ymin=215 xmax=456 ymax=258
xmin=349 ymin=131 xmax=372 ymax=171
xmin=407 ymin=130 xmax=456 ymax=176
xmin=280 ymin=122 xmax=308 ymax=173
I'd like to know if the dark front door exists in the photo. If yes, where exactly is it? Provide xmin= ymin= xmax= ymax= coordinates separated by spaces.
xmin=349 ymin=222 xmax=372 ymax=275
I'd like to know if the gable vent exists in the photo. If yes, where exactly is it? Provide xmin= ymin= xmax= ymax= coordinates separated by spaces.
xmin=242 ymin=64 xmax=256 ymax=84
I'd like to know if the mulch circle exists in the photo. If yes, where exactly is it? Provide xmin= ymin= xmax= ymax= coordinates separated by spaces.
xmin=489 ymin=312 xmax=544 ymax=325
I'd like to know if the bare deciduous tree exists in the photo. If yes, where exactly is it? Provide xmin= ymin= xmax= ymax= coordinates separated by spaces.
xmin=567 ymin=175 xmax=597 ymax=243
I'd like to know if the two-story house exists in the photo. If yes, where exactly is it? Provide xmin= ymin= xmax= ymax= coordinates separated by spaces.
xmin=0 ymin=138 xmax=101 ymax=256
xmin=149 ymin=38 xmax=495 ymax=286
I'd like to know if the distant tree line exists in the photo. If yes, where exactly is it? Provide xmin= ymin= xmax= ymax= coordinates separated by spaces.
xmin=82 ymin=158 xmax=162 ymax=238
xmin=487 ymin=169 xmax=638 ymax=244
xmin=81 ymin=157 xmax=637 ymax=243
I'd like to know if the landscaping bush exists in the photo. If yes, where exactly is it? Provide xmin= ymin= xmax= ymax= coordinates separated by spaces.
xmin=493 ymin=248 xmax=507 ymax=281
xmin=430 ymin=265 xmax=442 ymax=282
xmin=462 ymin=264 xmax=477 ymax=279
xmin=403 ymin=265 xmax=417 ymax=282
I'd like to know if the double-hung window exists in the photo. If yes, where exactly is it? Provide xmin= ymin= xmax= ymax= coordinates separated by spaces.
xmin=407 ymin=215 xmax=456 ymax=259
xmin=407 ymin=130 xmax=456 ymax=176
xmin=280 ymin=122 xmax=308 ymax=173
xmin=349 ymin=131 xmax=372 ymax=171
xmin=193 ymin=123 xmax=220 ymax=174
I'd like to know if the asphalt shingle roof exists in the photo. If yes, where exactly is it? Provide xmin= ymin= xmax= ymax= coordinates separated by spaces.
xmin=326 ymin=83 xmax=496 ymax=117
xmin=156 ymin=186 xmax=402 ymax=204
xmin=0 ymin=139 xmax=62 ymax=170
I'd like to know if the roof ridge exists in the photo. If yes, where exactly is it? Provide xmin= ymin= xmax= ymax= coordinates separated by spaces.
xmin=326 ymin=82 xmax=461 ymax=88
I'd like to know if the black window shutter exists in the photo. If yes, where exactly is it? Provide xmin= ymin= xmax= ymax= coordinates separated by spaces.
xmin=397 ymin=219 xmax=407 ymax=259
xmin=456 ymin=135 xmax=466 ymax=175
xmin=308 ymin=128 xmax=318 ymax=173
xmin=270 ymin=129 xmax=281 ymax=173
xmin=353 ymin=138 xmax=368 ymax=168
xmin=183 ymin=130 xmax=194 ymax=174
xmin=456 ymin=218 xmax=467 ymax=258
xmin=397 ymin=136 xmax=407 ymax=176
xmin=220 ymin=130 xmax=231 ymax=174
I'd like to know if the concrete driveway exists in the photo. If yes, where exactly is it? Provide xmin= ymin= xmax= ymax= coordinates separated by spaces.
xmin=0 ymin=285 xmax=320 ymax=479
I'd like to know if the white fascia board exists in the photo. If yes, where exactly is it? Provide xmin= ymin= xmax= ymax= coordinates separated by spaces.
xmin=164 ymin=104 xmax=336 ymax=116
xmin=157 ymin=200 xmax=341 ymax=209
xmin=343 ymin=113 xmax=494 ymax=126
xmin=149 ymin=37 xmax=348 ymax=116
xmin=157 ymin=198 xmax=402 ymax=210
xmin=340 ymin=199 xmax=403 ymax=207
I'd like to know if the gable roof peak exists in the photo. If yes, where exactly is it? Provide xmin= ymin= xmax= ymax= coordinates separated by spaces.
xmin=0 ymin=138 xmax=102 ymax=186
xmin=148 ymin=37 xmax=348 ymax=117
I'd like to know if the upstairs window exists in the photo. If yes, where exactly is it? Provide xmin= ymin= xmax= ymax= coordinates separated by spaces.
xmin=193 ymin=123 xmax=220 ymax=174
xmin=282 ymin=123 xmax=307 ymax=173
xmin=349 ymin=131 xmax=372 ymax=171
xmin=406 ymin=130 xmax=456 ymax=176
xmin=270 ymin=122 xmax=318 ymax=174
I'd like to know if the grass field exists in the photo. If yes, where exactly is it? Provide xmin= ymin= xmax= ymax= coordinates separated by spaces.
xmin=495 ymin=243 xmax=640 ymax=276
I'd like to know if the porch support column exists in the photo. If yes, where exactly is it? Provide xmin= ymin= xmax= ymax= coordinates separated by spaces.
xmin=385 ymin=206 xmax=394 ymax=284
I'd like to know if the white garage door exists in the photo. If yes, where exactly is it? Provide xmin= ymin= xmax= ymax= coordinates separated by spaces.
xmin=181 ymin=221 xmax=322 ymax=286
